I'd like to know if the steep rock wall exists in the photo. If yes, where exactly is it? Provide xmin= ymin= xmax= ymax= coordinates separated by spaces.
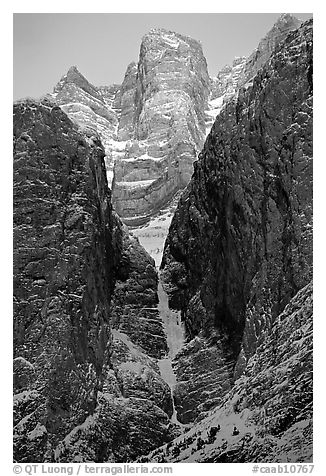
xmin=161 ymin=19 xmax=313 ymax=423
xmin=240 ymin=13 xmax=301 ymax=86
xmin=13 ymin=98 xmax=117 ymax=460
xmin=111 ymin=215 xmax=168 ymax=358
xmin=13 ymin=99 xmax=176 ymax=462
xmin=50 ymin=66 xmax=121 ymax=186
xmin=112 ymin=28 xmax=211 ymax=224
xmin=209 ymin=14 xmax=302 ymax=120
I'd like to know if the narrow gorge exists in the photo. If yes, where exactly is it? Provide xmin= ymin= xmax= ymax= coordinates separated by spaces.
xmin=13 ymin=14 xmax=313 ymax=464
xmin=157 ymin=276 xmax=185 ymax=427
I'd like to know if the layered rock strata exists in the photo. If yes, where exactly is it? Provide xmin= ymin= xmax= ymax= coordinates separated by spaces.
xmin=50 ymin=66 xmax=121 ymax=186
xmin=13 ymin=99 xmax=176 ymax=462
xmin=161 ymin=19 xmax=313 ymax=423
xmin=112 ymin=28 xmax=211 ymax=224
xmin=48 ymin=17 xmax=302 ymax=231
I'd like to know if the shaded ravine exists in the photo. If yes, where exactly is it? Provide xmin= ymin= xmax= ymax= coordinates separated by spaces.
xmin=157 ymin=275 xmax=186 ymax=426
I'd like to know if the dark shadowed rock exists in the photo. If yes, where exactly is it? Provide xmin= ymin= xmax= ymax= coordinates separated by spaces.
xmin=13 ymin=97 xmax=117 ymax=461
xmin=54 ymin=393 xmax=174 ymax=463
xmin=13 ymin=15 xmax=313 ymax=464
xmin=211 ymin=14 xmax=301 ymax=104
xmin=147 ymin=282 xmax=313 ymax=462
xmin=208 ymin=13 xmax=302 ymax=135
xmin=241 ymin=13 xmax=301 ymax=85
xmin=13 ymin=99 xmax=176 ymax=462
xmin=161 ymin=19 xmax=312 ymax=423
xmin=110 ymin=216 xmax=168 ymax=358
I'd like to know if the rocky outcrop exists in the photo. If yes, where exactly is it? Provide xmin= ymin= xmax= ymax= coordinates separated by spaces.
xmin=111 ymin=217 xmax=168 ymax=358
xmin=117 ymin=62 xmax=138 ymax=141
xmin=240 ymin=13 xmax=301 ymax=86
xmin=13 ymin=98 xmax=117 ymax=461
xmin=161 ymin=19 xmax=312 ymax=423
xmin=13 ymin=15 xmax=313 ymax=464
xmin=112 ymin=28 xmax=211 ymax=224
xmin=145 ymin=282 xmax=313 ymax=462
xmin=208 ymin=14 xmax=302 ymax=128
xmin=210 ymin=56 xmax=246 ymax=102
xmin=50 ymin=66 xmax=121 ymax=186
xmin=13 ymin=99 xmax=176 ymax=462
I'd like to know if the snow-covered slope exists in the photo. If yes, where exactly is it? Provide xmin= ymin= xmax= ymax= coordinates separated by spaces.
xmin=130 ymin=192 xmax=181 ymax=267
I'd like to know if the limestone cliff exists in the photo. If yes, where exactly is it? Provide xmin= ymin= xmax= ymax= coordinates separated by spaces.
xmin=240 ymin=13 xmax=301 ymax=86
xmin=50 ymin=66 xmax=121 ymax=186
xmin=161 ymin=19 xmax=312 ymax=423
xmin=112 ymin=28 xmax=211 ymax=224
xmin=13 ymin=15 xmax=313 ymax=464
xmin=111 ymin=215 xmax=168 ymax=358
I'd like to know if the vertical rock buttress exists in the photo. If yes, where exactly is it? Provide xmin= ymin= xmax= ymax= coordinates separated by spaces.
xmin=112 ymin=28 xmax=211 ymax=224
xmin=13 ymin=98 xmax=117 ymax=460
xmin=161 ymin=19 xmax=313 ymax=423
xmin=13 ymin=99 xmax=180 ymax=462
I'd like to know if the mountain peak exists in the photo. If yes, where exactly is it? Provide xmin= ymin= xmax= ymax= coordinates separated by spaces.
xmin=141 ymin=28 xmax=202 ymax=55
xmin=278 ymin=13 xmax=298 ymax=22
xmin=65 ymin=65 xmax=88 ymax=83
xmin=54 ymin=65 xmax=100 ymax=99
xmin=147 ymin=27 xmax=177 ymax=36
xmin=66 ymin=65 xmax=81 ymax=76
xmin=274 ymin=13 xmax=301 ymax=30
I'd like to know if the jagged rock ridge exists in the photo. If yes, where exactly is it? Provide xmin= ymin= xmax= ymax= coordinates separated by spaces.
xmin=161 ymin=19 xmax=312 ymax=424
xmin=50 ymin=66 xmax=121 ymax=186
xmin=207 ymin=13 xmax=302 ymax=129
xmin=49 ymin=17 xmax=302 ymax=232
xmin=50 ymin=29 xmax=211 ymax=226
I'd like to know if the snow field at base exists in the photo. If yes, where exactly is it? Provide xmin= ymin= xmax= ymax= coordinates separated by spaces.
xmin=131 ymin=206 xmax=176 ymax=268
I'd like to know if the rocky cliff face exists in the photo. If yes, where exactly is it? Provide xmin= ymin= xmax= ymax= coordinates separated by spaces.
xmin=13 ymin=98 xmax=117 ymax=460
xmin=144 ymin=282 xmax=313 ymax=462
xmin=48 ymin=17 xmax=302 ymax=231
xmin=49 ymin=29 xmax=211 ymax=227
xmin=240 ymin=13 xmax=301 ymax=86
xmin=207 ymin=14 xmax=302 ymax=131
xmin=50 ymin=66 xmax=121 ymax=186
xmin=13 ymin=99 xmax=177 ymax=463
xmin=112 ymin=28 xmax=211 ymax=224
xmin=161 ymin=19 xmax=312 ymax=423
xmin=13 ymin=14 xmax=313 ymax=464
xmin=210 ymin=56 xmax=247 ymax=102
xmin=110 ymin=216 xmax=168 ymax=358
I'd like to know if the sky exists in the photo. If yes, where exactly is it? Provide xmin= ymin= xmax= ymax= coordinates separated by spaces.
xmin=13 ymin=13 xmax=312 ymax=101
